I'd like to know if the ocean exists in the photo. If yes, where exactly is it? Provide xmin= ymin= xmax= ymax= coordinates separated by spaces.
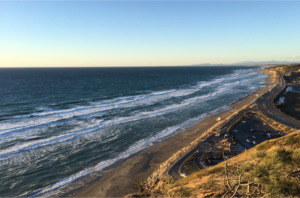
xmin=0 ymin=66 xmax=267 ymax=197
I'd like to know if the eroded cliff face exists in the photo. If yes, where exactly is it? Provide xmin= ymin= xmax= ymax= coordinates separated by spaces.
xmin=261 ymin=67 xmax=284 ymax=74
xmin=262 ymin=64 xmax=300 ymax=74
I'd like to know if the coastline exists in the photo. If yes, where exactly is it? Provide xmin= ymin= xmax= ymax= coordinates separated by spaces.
xmin=56 ymin=70 xmax=275 ymax=198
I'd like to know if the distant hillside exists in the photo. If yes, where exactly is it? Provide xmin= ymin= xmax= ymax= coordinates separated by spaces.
xmin=191 ymin=61 xmax=300 ymax=66
xmin=127 ymin=130 xmax=300 ymax=197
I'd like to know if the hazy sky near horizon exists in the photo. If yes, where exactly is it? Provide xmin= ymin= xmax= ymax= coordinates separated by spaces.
xmin=1 ymin=1 xmax=300 ymax=67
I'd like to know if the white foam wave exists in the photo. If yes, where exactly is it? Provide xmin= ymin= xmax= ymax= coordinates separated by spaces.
xmin=24 ymin=112 xmax=208 ymax=197
xmin=2 ymin=68 xmax=267 ymax=197
xmin=0 ymin=69 xmax=262 ymax=138
xmin=0 ymin=76 xmax=256 ymax=159
xmin=0 ymin=69 xmax=266 ymax=155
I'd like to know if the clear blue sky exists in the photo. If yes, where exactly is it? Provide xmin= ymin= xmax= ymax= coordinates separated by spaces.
xmin=1 ymin=1 xmax=299 ymax=67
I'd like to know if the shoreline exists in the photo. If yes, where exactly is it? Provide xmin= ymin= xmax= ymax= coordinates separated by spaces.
xmin=56 ymin=70 xmax=275 ymax=198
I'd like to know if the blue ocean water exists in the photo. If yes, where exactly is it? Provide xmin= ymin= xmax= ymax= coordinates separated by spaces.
xmin=0 ymin=66 xmax=267 ymax=197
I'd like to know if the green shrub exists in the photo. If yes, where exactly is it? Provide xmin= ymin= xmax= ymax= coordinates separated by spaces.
xmin=284 ymin=135 xmax=300 ymax=147
xmin=256 ymin=151 xmax=267 ymax=158
xmin=266 ymin=177 xmax=300 ymax=197
xmin=175 ymin=186 xmax=193 ymax=197
xmin=253 ymin=165 xmax=269 ymax=178
xmin=266 ymin=148 xmax=292 ymax=166
xmin=292 ymin=148 xmax=300 ymax=165
xmin=163 ymin=176 xmax=175 ymax=184
xmin=257 ymin=141 xmax=274 ymax=151
xmin=135 ymin=180 xmax=145 ymax=193
xmin=240 ymin=163 xmax=252 ymax=173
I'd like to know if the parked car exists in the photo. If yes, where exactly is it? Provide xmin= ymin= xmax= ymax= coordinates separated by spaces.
xmin=252 ymin=141 xmax=256 ymax=145
xmin=233 ymin=130 xmax=238 ymax=133
xmin=246 ymin=139 xmax=251 ymax=143
xmin=253 ymin=136 xmax=256 ymax=138
xmin=267 ymin=133 xmax=271 ymax=138
xmin=224 ymin=134 xmax=230 ymax=138
xmin=263 ymin=122 xmax=267 ymax=125
xmin=250 ymin=129 xmax=254 ymax=132
xmin=180 ymin=173 xmax=187 ymax=177
xmin=279 ymin=132 xmax=285 ymax=136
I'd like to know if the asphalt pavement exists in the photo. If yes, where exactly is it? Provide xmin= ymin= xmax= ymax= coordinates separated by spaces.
xmin=233 ymin=113 xmax=279 ymax=149
xmin=167 ymin=142 xmax=210 ymax=179
xmin=255 ymin=74 xmax=300 ymax=129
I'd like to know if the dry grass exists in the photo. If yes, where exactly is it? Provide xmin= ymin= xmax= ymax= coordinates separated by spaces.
xmin=258 ymin=113 xmax=296 ymax=134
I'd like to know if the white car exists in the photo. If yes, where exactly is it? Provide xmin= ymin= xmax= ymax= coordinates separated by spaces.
xmin=252 ymin=141 xmax=256 ymax=145
xmin=180 ymin=173 xmax=187 ymax=177
xmin=263 ymin=122 xmax=267 ymax=125
xmin=246 ymin=139 xmax=251 ymax=143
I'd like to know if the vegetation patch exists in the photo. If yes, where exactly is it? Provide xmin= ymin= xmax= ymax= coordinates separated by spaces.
xmin=171 ymin=186 xmax=193 ymax=197
xmin=256 ymin=140 xmax=275 ymax=151
xmin=180 ymin=152 xmax=199 ymax=176
xmin=197 ymin=166 xmax=224 ymax=178
xmin=198 ymin=178 xmax=216 ymax=189
xmin=214 ymin=150 xmax=223 ymax=158
xmin=284 ymin=135 xmax=300 ymax=147
xmin=258 ymin=113 xmax=295 ymax=134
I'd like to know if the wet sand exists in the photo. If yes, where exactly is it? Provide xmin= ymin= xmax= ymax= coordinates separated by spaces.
xmin=61 ymin=70 xmax=275 ymax=198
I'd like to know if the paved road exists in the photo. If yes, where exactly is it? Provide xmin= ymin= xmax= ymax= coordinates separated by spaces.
xmin=194 ymin=151 xmax=205 ymax=170
xmin=167 ymin=146 xmax=197 ymax=179
xmin=255 ymin=73 xmax=300 ymax=129
xmin=167 ymin=142 xmax=210 ymax=179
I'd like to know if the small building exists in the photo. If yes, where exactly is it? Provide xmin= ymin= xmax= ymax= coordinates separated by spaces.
xmin=215 ymin=136 xmax=236 ymax=151
xmin=221 ymin=138 xmax=232 ymax=147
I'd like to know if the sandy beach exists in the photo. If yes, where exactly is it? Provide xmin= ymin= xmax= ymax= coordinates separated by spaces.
xmin=58 ymin=70 xmax=275 ymax=198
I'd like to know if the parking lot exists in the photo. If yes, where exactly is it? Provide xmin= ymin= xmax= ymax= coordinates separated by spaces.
xmin=231 ymin=113 xmax=284 ymax=149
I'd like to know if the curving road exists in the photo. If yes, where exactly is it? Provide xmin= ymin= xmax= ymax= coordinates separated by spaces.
xmin=255 ymin=73 xmax=300 ymax=129
xmin=167 ymin=142 xmax=210 ymax=179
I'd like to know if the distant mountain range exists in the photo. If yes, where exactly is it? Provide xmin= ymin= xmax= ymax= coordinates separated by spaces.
xmin=191 ymin=60 xmax=300 ymax=66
